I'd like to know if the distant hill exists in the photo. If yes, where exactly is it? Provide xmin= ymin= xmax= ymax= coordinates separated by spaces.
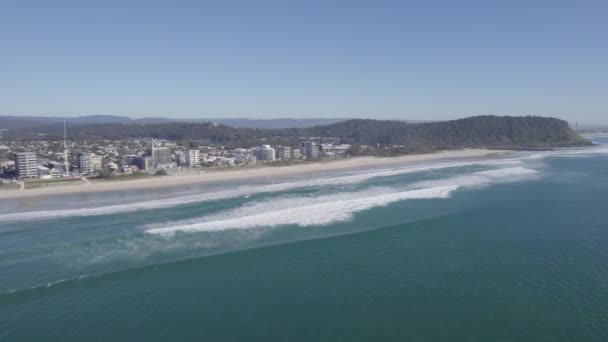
xmin=74 ymin=115 xmax=133 ymax=124
xmin=0 ymin=115 xmax=350 ymax=130
xmin=1 ymin=115 xmax=591 ymax=150
xmin=135 ymin=117 xmax=350 ymax=128
xmin=300 ymin=116 xmax=590 ymax=148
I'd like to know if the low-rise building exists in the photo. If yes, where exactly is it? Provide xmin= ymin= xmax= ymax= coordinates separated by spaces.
xmin=122 ymin=165 xmax=133 ymax=174
xmin=320 ymin=143 xmax=351 ymax=158
xmin=38 ymin=166 xmax=61 ymax=179
xmin=292 ymin=149 xmax=301 ymax=159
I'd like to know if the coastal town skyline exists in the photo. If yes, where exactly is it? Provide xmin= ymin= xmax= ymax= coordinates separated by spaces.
xmin=4 ymin=2 xmax=608 ymax=340
xmin=0 ymin=115 xmax=594 ymax=186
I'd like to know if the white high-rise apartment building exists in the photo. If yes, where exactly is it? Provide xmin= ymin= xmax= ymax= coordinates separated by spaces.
xmin=300 ymin=142 xmax=319 ymax=159
xmin=152 ymin=147 xmax=172 ymax=167
xmin=186 ymin=149 xmax=200 ymax=167
xmin=275 ymin=146 xmax=292 ymax=160
xmin=175 ymin=151 xmax=186 ymax=166
xmin=78 ymin=153 xmax=102 ymax=175
xmin=253 ymin=145 xmax=276 ymax=162
xmin=14 ymin=152 xmax=38 ymax=179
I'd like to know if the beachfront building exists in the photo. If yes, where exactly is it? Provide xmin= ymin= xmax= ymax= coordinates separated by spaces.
xmin=152 ymin=147 xmax=172 ymax=168
xmin=335 ymin=144 xmax=352 ymax=153
xmin=232 ymin=148 xmax=250 ymax=156
xmin=275 ymin=145 xmax=292 ymax=160
xmin=38 ymin=166 xmax=62 ymax=179
xmin=14 ymin=152 xmax=38 ymax=179
xmin=203 ymin=156 xmax=236 ymax=167
xmin=186 ymin=149 xmax=200 ymax=167
xmin=320 ymin=143 xmax=352 ymax=158
xmin=78 ymin=153 xmax=102 ymax=175
xmin=293 ymin=149 xmax=301 ymax=159
xmin=0 ymin=160 xmax=15 ymax=176
xmin=300 ymin=142 xmax=319 ymax=159
xmin=175 ymin=151 xmax=186 ymax=166
xmin=253 ymin=145 xmax=276 ymax=162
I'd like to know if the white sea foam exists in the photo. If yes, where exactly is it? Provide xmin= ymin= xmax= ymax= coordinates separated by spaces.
xmin=553 ymin=146 xmax=608 ymax=157
xmin=145 ymin=185 xmax=459 ymax=237
xmin=411 ymin=166 xmax=539 ymax=189
xmin=0 ymin=159 xmax=515 ymax=222
xmin=145 ymin=165 xmax=541 ymax=237
xmin=526 ymin=146 xmax=608 ymax=160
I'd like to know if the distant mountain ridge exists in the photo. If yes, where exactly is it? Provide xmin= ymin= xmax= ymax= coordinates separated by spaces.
xmin=300 ymin=116 xmax=591 ymax=149
xmin=0 ymin=115 xmax=351 ymax=129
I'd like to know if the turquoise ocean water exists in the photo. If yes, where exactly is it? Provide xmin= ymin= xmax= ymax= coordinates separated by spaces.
xmin=1 ymin=137 xmax=608 ymax=341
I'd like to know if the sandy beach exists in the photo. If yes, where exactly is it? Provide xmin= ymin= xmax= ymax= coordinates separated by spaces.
xmin=0 ymin=149 xmax=507 ymax=199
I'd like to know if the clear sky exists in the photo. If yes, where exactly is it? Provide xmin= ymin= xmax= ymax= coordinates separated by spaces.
xmin=1 ymin=0 xmax=606 ymax=123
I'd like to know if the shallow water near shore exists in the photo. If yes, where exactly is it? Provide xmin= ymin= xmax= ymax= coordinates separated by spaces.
xmin=1 ymin=138 xmax=608 ymax=341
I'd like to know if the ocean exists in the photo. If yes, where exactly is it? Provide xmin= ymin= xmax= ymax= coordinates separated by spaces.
xmin=1 ymin=137 xmax=608 ymax=341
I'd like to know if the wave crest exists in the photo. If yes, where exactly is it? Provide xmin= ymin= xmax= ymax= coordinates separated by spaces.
xmin=145 ymin=186 xmax=459 ymax=236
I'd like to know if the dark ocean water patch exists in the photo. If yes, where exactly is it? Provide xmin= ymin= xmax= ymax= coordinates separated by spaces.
xmin=3 ymin=203 xmax=608 ymax=341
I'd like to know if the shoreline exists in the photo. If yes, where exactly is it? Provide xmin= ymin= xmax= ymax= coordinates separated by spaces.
xmin=0 ymin=149 xmax=507 ymax=200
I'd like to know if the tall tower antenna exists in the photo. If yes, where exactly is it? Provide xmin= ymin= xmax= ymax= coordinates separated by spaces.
xmin=151 ymin=138 xmax=155 ymax=171
xmin=63 ymin=118 xmax=69 ymax=176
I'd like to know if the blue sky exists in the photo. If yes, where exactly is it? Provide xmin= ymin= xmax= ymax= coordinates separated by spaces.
xmin=1 ymin=0 xmax=606 ymax=123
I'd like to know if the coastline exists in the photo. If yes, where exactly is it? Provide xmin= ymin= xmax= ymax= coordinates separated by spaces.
xmin=0 ymin=149 xmax=507 ymax=199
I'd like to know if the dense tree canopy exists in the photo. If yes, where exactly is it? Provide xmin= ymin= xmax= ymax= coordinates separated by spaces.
xmin=1 ymin=116 xmax=590 ymax=149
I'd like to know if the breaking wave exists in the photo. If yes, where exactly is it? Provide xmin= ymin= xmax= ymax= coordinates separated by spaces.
xmin=145 ymin=166 xmax=540 ymax=237
xmin=145 ymin=185 xmax=459 ymax=237
xmin=411 ymin=166 xmax=539 ymax=189
xmin=526 ymin=145 xmax=608 ymax=160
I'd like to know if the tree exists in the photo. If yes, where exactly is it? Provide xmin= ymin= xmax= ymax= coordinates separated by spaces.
xmin=96 ymin=170 xmax=113 ymax=179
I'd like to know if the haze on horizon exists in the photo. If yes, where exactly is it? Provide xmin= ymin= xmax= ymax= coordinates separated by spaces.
xmin=1 ymin=1 xmax=607 ymax=125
